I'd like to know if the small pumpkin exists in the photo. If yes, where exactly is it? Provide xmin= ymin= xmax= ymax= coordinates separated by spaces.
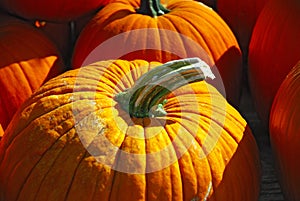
xmin=269 ymin=61 xmax=300 ymax=201
xmin=248 ymin=0 xmax=300 ymax=126
xmin=72 ymin=0 xmax=243 ymax=106
xmin=0 ymin=58 xmax=260 ymax=201
xmin=0 ymin=0 xmax=106 ymax=21
xmin=0 ymin=12 xmax=65 ymax=131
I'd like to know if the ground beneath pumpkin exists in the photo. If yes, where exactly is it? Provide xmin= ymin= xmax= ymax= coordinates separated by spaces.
xmin=239 ymin=84 xmax=284 ymax=201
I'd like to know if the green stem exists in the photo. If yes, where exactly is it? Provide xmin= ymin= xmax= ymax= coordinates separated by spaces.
xmin=114 ymin=58 xmax=215 ymax=118
xmin=136 ymin=0 xmax=170 ymax=17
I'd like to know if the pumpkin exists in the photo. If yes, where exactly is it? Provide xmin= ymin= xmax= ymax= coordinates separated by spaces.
xmin=217 ymin=0 xmax=268 ymax=60
xmin=0 ymin=12 xmax=65 ymax=131
xmin=0 ymin=58 xmax=261 ymax=201
xmin=0 ymin=0 xmax=106 ymax=21
xmin=248 ymin=0 xmax=300 ymax=126
xmin=269 ymin=61 xmax=300 ymax=201
xmin=72 ymin=0 xmax=243 ymax=107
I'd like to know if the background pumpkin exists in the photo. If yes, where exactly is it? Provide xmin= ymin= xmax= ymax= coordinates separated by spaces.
xmin=72 ymin=0 xmax=243 ymax=107
xmin=0 ymin=0 xmax=106 ymax=21
xmin=0 ymin=58 xmax=260 ymax=201
xmin=269 ymin=61 xmax=300 ymax=201
xmin=0 ymin=12 xmax=65 ymax=131
xmin=247 ymin=0 xmax=300 ymax=126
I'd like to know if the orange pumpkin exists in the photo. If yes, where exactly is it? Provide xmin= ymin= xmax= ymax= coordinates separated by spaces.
xmin=248 ymin=0 xmax=300 ymax=126
xmin=72 ymin=0 xmax=243 ymax=107
xmin=0 ymin=58 xmax=260 ymax=201
xmin=0 ymin=12 xmax=65 ymax=131
xmin=0 ymin=0 xmax=105 ymax=21
xmin=269 ymin=61 xmax=300 ymax=201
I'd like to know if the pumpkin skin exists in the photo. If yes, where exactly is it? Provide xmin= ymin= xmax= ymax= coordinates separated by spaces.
xmin=0 ymin=12 xmax=65 ymax=131
xmin=217 ymin=0 xmax=268 ymax=59
xmin=248 ymin=0 xmax=300 ymax=126
xmin=0 ymin=0 xmax=106 ymax=21
xmin=0 ymin=59 xmax=260 ymax=201
xmin=269 ymin=61 xmax=300 ymax=201
xmin=72 ymin=0 xmax=243 ymax=107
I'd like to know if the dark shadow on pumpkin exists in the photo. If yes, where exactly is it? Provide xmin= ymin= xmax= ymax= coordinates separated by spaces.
xmin=44 ymin=57 xmax=66 ymax=83
xmin=207 ymin=46 xmax=243 ymax=108
xmin=206 ymin=125 xmax=261 ymax=201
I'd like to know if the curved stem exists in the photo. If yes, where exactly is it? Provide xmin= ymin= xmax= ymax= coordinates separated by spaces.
xmin=136 ymin=0 xmax=170 ymax=17
xmin=114 ymin=58 xmax=215 ymax=118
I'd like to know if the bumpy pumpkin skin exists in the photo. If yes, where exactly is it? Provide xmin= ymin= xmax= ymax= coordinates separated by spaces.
xmin=269 ymin=61 xmax=300 ymax=201
xmin=0 ymin=0 xmax=106 ymax=21
xmin=0 ymin=13 xmax=65 ymax=131
xmin=248 ymin=0 xmax=300 ymax=126
xmin=72 ymin=0 xmax=243 ymax=107
xmin=0 ymin=59 xmax=260 ymax=201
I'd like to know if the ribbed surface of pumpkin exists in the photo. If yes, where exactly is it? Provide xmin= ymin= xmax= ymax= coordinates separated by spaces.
xmin=269 ymin=61 xmax=300 ymax=201
xmin=0 ymin=60 xmax=260 ymax=201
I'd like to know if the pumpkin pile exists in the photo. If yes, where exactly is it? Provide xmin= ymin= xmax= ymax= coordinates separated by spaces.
xmin=0 ymin=0 xmax=297 ymax=200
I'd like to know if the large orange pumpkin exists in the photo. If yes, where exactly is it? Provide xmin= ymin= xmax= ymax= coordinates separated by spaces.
xmin=269 ymin=61 xmax=300 ymax=201
xmin=0 ymin=0 xmax=106 ymax=21
xmin=0 ymin=58 xmax=260 ymax=201
xmin=0 ymin=12 xmax=65 ymax=131
xmin=72 ymin=0 xmax=243 ymax=107
xmin=248 ymin=0 xmax=300 ymax=126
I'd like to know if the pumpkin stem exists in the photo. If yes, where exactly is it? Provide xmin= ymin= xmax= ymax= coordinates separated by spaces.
xmin=136 ymin=0 xmax=170 ymax=17
xmin=114 ymin=58 xmax=215 ymax=118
